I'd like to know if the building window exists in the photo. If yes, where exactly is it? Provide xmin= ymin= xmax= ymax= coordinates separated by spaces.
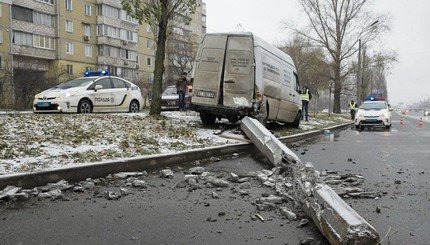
xmin=34 ymin=12 xmax=55 ymax=27
xmin=65 ymin=20 xmax=73 ymax=32
xmin=147 ymin=57 xmax=152 ymax=66
xmin=146 ymin=40 xmax=152 ymax=49
xmin=12 ymin=31 xmax=32 ymax=46
xmin=66 ymin=65 xmax=73 ymax=75
xmin=66 ymin=42 xmax=74 ymax=54
xmin=12 ymin=6 xmax=33 ymax=22
xmin=84 ymin=24 xmax=91 ymax=36
xmin=0 ymin=31 xmax=3 ymax=44
xmin=97 ymin=4 xmax=119 ymax=19
xmin=65 ymin=0 xmax=73 ymax=11
xmin=147 ymin=73 xmax=154 ymax=83
xmin=33 ymin=35 xmax=55 ymax=49
xmin=84 ymin=4 xmax=91 ymax=16
xmin=97 ymin=24 xmax=119 ymax=38
xmin=146 ymin=24 xmax=152 ymax=33
xmin=38 ymin=0 xmax=54 ymax=4
xmin=85 ymin=45 xmax=92 ymax=57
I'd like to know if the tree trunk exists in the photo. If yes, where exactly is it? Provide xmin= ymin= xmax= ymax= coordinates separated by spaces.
xmin=149 ymin=1 xmax=169 ymax=116
xmin=332 ymin=62 xmax=342 ymax=114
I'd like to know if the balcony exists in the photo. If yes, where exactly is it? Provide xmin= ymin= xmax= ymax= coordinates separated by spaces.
xmin=12 ymin=45 xmax=55 ymax=60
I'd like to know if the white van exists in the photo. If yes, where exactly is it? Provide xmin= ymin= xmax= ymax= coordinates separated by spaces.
xmin=190 ymin=32 xmax=302 ymax=127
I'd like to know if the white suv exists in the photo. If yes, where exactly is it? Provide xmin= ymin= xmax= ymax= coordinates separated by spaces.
xmin=354 ymin=100 xmax=392 ymax=130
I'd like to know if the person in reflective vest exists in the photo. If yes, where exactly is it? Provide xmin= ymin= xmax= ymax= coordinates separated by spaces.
xmin=300 ymin=85 xmax=311 ymax=121
xmin=348 ymin=100 xmax=357 ymax=120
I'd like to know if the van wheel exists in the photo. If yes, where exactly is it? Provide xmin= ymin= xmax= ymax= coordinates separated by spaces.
xmin=292 ymin=111 xmax=300 ymax=128
xmin=200 ymin=112 xmax=216 ymax=125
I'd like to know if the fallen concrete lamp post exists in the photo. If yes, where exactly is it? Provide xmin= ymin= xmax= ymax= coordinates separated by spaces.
xmin=240 ymin=116 xmax=380 ymax=245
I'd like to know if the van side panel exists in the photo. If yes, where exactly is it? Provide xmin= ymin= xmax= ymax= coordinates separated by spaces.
xmin=223 ymin=36 xmax=254 ymax=108
xmin=258 ymin=49 xmax=282 ymax=120
xmin=277 ymin=66 xmax=301 ymax=121
xmin=192 ymin=35 xmax=228 ymax=106
xmin=253 ymin=35 xmax=301 ymax=123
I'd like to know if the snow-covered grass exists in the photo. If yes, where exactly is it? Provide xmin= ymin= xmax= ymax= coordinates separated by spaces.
xmin=0 ymin=110 xmax=350 ymax=175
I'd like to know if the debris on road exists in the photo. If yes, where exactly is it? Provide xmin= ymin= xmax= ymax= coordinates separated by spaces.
xmin=240 ymin=116 xmax=380 ymax=244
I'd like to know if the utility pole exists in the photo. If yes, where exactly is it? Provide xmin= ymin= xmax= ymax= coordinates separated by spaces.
xmin=356 ymin=39 xmax=362 ymax=105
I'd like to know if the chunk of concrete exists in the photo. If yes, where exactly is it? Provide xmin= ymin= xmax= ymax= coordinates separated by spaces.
xmin=240 ymin=116 xmax=380 ymax=244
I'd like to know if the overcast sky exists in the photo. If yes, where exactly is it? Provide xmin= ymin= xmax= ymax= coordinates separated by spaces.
xmin=204 ymin=0 xmax=430 ymax=107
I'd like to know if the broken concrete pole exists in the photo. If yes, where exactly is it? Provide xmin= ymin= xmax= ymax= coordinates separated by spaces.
xmin=240 ymin=116 xmax=380 ymax=244
xmin=302 ymin=183 xmax=379 ymax=244
xmin=240 ymin=116 xmax=300 ymax=166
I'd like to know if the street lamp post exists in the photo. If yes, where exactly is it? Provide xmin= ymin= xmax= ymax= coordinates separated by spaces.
xmin=356 ymin=39 xmax=362 ymax=104
xmin=356 ymin=20 xmax=379 ymax=105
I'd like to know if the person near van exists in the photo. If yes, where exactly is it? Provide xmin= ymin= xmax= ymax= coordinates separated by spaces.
xmin=176 ymin=72 xmax=189 ymax=111
xmin=301 ymin=85 xmax=312 ymax=121
xmin=348 ymin=100 xmax=357 ymax=120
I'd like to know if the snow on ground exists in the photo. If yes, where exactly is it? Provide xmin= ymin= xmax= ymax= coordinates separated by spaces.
xmin=0 ymin=110 xmax=349 ymax=175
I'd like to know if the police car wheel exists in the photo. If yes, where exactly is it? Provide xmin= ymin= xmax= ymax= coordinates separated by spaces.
xmin=78 ymin=99 xmax=92 ymax=113
xmin=129 ymin=100 xmax=139 ymax=113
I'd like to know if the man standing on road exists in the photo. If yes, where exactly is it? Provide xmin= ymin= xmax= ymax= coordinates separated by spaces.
xmin=301 ymin=85 xmax=312 ymax=121
xmin=176 ymin=72 xmax=189 ymax=111
xmin=348 ymin=100 xmax=357 ymax=120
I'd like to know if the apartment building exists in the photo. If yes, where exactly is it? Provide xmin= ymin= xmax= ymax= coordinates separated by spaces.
xmin=0 ymin=0 xmax=206 ymax=108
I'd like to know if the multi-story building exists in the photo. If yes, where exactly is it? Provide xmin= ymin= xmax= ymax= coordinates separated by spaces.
xmin=0 ymin=0 xmax=206 ymax=109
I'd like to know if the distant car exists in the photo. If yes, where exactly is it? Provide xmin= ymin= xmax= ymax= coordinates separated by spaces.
xmin=354 ymin=100 xmax=392 ymax=130
xmin=424 ymin=110 xmax=430 ymax=116
xmin=33 ymin=70 xmax=144 ymax=113
xmin=161 ymin=85 xmax=191 ymax=110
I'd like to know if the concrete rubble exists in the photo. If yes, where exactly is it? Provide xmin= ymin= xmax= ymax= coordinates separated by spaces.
xmin=1 ymin=155 xmax=384 ymax=244
xmin=240 ymin=116 xmax=380 ymax=245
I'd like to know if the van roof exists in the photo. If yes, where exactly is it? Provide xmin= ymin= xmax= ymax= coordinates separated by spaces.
xmin=204 ymin=32 xmax=294 ymax=67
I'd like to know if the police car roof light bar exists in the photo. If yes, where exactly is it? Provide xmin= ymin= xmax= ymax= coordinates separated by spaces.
xmin=83 ymin=70 xmax=109 ymax=77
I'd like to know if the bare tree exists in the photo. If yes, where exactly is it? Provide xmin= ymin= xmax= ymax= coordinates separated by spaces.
xmin=122 ymin=0 xmax=197 ymax=116
xmin=166 ymin=31 xmax=198 ymax=84
xmin=278 ymin=34 xmax=331 ymax=113
xmin=284 ymin=0 xmax=391 ymax=113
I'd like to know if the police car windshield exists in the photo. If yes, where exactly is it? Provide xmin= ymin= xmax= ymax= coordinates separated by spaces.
xmin=56 ymin=78 xmax=95 ymax=89
xmin=361 ymin=102 xmax=387 ymax=110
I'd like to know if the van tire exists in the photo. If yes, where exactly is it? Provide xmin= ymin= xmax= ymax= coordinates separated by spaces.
xmin=200 ymin=112 xmax=216 ymax=125
xmin=292 ymin=111 xmax=301 ymax=128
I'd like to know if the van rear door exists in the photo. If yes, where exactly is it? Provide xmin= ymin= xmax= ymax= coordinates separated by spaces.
xmin=223 ymin=36 xmax=254 ymax=108
xmin=192 ymin=35 xmax=227 ymax=106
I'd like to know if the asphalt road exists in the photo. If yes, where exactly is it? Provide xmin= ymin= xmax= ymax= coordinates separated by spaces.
xmin=1 ymin=111 xmax=428 ymax=245
xmin=297 ymin=111 xmax=430 ymax=245
xmin=0 ymin=153 xmax=328 ymax=245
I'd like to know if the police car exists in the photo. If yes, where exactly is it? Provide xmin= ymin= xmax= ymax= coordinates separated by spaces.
xmin=33 ymin=70 xmax=144 ymax=113
xmin=354 ymin=96 xmax=392 ymax=130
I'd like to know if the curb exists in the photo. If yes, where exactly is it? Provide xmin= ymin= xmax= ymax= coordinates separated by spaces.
xmin=0 ymin=122 xmax=353 ymax=189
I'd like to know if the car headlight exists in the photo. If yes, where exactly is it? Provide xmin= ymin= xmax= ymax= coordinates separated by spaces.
xmin=57 ymin=92 xmax=77 ymax=98
xmin=379 ymin=111 xmax=389 ymax=117
xmin=356 ymin=111 xmax=363 ymax=117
